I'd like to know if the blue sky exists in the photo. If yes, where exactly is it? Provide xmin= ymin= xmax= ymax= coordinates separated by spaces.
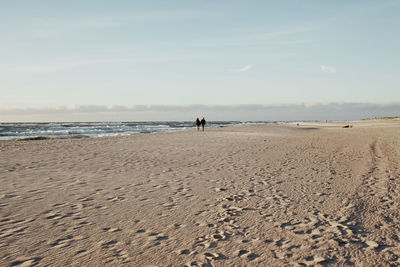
xmin=1 ymin=1 xmax=399 ymax=121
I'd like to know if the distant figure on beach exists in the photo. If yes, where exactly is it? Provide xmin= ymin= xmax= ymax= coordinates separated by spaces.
xmin=201 ymin=117 xmax=206 ymax=131
xmin=195 ymin=118 xmax=201 ymax=131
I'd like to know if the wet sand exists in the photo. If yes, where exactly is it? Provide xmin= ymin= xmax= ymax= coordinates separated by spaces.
xmin=1 ymin=121 xmax=400 ymax=266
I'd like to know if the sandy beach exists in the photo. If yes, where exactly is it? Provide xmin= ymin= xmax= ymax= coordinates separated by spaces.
xmin=1 ymin=121 xmax=400 ymax=266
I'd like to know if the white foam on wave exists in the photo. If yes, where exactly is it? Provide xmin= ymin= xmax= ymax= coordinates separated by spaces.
xmin=0 ymin=121 xmax=274 ymax=140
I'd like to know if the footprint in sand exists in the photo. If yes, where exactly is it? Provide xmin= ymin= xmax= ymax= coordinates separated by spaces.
xmin=214 ymin=188 xmax=227 ymax=192
xmin=203 ymin=252 xmax=228 ymax=261
xmin=106 ymin=196 xmax=125 ymax=202
xmin=147 ymin=232 xmax=169 ymax=243
xmin=10 ymin=257 xmax=42 ymax=267
xmin=237 ymin=250 xmax=260 ymax=261
xmin=98 ymin=240 xmax=131 ymax=263
xmin=179 ymin=249 xmax=191 ymax=255
xmin=75 ymin=249 xmax=88 ymax=255
xmin=50 ymin=234 xmax=74 ymax=248
xmin=0 ymin=226 xmax=28 ymax=238
xmin=103 ymin=227 xmax=121 ymax=233
xmin=223 ymin=193 xmax=246 ymax=202
xmin=100 ymin=239 xmax=119 ymax=249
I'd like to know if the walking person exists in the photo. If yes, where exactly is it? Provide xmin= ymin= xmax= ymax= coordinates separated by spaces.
xmin=200 ymin=117 xmax=206 ymax=131
xmin=195 ymin=118 xmax=201 ymax=131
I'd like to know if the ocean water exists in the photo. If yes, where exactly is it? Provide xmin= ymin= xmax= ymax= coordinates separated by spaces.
xmin=0 ymin=121 xmax=275 ymax=140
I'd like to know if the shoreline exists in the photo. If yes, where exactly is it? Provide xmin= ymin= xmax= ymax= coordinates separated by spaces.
xmin=0 ymin=121 xmax=272 ymax=142
xmin=2 ymin=118 xmax=399 ymax=142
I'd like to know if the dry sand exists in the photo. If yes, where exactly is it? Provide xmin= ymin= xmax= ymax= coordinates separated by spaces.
xmin=1 ymin=121 xmax=400 ymax=266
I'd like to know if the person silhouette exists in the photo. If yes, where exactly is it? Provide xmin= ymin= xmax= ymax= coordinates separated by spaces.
xmin=200 ymin=117 xmax=206 ymax=131
xmin=195 ymin=118 xmax=201 ymax=131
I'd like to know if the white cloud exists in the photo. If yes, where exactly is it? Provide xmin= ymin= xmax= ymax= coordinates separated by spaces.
xmin=320 ymin=65 xmax=337 ymax=73
xmin=235 ymin=64 xmax=251 ymax=72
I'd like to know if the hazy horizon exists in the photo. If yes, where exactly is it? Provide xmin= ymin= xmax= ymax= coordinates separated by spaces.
xmin=1 ymin=102 xmax=399 ymax=122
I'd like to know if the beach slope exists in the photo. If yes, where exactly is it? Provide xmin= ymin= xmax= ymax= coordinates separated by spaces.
xmin=1 ymin=122 xmax=400 ymax=266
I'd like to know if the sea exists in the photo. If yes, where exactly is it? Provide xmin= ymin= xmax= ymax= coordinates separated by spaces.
xmin=0 ymin=121 xmax=278 ymax=141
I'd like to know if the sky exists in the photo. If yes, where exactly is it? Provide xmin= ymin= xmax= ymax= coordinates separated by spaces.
xmin=1 ymin=0 xmax=399 ymax=121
